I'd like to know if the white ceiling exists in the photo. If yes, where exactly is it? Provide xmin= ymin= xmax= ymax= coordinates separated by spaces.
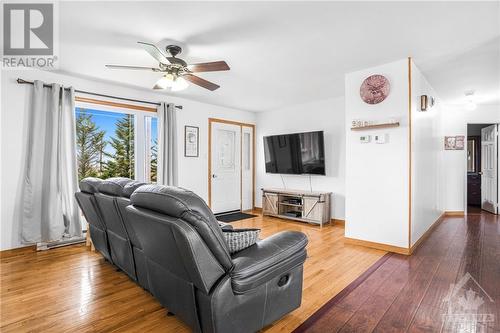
xmin=59 ymin=1 xmax=500 ymax=112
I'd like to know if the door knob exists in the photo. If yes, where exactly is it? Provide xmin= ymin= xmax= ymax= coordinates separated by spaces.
xmin=212 ymin=174 xmax=217 ymax=178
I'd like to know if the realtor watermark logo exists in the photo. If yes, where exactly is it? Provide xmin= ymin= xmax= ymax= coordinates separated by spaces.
xmin=442 ymin=272 xmax=495 ymax=332
xmin=2 ymin=2 xmax=58 ymax=68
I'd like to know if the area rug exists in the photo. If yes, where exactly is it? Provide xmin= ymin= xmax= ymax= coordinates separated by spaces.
xmin=292 ymin=252 xmax=394 ymax=332
xmin=215 ymin=212 xmax=257 ymax=223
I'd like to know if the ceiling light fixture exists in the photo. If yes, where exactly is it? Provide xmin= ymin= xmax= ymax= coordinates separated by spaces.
xmin=464 ymin=90 xmax=477 ymax=111
xmin=154 ymin=73 xmax=188 ymax=91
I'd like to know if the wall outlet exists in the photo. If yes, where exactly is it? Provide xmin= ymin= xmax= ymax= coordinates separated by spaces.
xmin=360 ymin=135 xmax=371 ymax=143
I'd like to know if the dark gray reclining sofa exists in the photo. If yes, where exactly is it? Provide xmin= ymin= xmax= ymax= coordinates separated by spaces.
xmin=76 ymin=177 xmax=150 ymax=289
xmin=76 ymin=178 xmax=308 ymax=333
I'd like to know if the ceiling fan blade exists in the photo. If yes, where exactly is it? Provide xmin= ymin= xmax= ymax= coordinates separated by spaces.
xmin=137 ymin=41 xmax=170 ymax=64
xmin=187 ymin=61 xmax=230 ymax=73
xmin=106 ymin=64 xmax=160 ymax=71
xmin=183 ymin=74 xmax=220 ymax=91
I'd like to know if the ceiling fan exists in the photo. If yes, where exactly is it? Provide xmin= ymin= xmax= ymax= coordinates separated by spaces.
xmin=105 ymin=42 xmax=230 ymax=91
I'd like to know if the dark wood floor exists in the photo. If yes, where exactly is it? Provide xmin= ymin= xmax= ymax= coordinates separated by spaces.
xmin=296 ymin=211 xmax=500 ymax=332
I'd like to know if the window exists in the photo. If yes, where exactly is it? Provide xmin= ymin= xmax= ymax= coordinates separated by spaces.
xmin=75 ymin=103 xmax=158 ymax=182
xmin=243 ymin=132 xmax=250 ymax=170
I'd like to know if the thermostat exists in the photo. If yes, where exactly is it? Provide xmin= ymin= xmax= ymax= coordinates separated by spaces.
xmin=360 ymin=135 xmax=371 ymax=143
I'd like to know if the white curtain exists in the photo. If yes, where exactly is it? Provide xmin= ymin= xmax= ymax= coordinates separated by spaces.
xmin=157 ymin=102 xmax=178 ymax=186
xmin=21 ymin=80 xmax=81 ymax=243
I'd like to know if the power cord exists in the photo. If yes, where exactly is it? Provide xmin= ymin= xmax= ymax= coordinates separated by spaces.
xmin=280 ymin=174 xmax=286 ymax=189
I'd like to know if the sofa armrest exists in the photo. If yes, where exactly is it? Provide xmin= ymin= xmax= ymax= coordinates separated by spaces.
xmin=230 ymin=231 xmax=308 ymax=294
xmin=218 ymin=222 xmax=233 ymax=231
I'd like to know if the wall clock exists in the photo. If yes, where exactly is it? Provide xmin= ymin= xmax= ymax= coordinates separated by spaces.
xmin=360 ymin=74 xmax=390 ymax=104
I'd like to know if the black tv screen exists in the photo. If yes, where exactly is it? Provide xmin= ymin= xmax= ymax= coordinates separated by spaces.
xmin=264 ymin=131 xmax=325 ymax=175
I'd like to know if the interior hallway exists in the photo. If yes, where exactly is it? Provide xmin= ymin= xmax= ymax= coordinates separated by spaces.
xmin=294 ymin=210 xmax=500 ymax=332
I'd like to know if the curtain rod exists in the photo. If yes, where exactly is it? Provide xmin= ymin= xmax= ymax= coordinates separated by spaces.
xmin=16 ymin=78 xmax=183 ymax=110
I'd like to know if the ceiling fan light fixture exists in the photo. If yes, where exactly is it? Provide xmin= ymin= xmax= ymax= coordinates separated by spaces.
xmin=154 ymin=74 xmax=188 ymax=91
xmin=154 ymin=75 xmax=172 ymax=89
xmin=170 ymin=77 xmax=189 ymax=91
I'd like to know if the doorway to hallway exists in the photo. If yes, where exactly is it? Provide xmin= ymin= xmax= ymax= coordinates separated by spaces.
xmin=466 ymin=123 xmax=498 ymax=214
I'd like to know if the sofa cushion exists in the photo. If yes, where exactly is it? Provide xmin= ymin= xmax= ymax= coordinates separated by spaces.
xmin=79 ymin=177 xmax=103 ymax=193
xmin=223 ymin=228 xmax=260 ymax=254
xmin=130 ymin=184 xmax=234 ymax=270
xmin=98 ymin=177 xmax=133 ymax=196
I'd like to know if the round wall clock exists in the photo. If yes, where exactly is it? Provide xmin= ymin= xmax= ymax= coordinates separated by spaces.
xmin=360 ymin=74 xmax=390 ymax=104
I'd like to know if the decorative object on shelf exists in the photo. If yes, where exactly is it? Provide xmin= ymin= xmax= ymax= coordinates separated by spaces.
xmin=360 ymin=74 xmax=390 ymax=104
xmin=184 ymin=125 xmax=199 ymax=157
xmin=420 ymin=95 xmax=435 ymax=111
xmin=444 ymin=136 xmax=465 ymax=150
xmin=350 ymin=118 xmax=399 ymax=131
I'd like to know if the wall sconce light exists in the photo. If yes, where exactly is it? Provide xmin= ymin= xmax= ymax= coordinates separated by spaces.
xmin=420 ymin=95 xmax=435 ymax=111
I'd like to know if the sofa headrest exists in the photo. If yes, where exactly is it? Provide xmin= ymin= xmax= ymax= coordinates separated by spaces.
xmin=131 ymin=184 xmax=233 ymax=270
xmin=79 ymin=177 xmax=103 ymax=193
xmin=123 ymin=180 xmax=147 ymax=198
xmin=98 ymin=177 xmax=133 ymax=197
xmin=131 ymin=184 xmax=210 ymax=218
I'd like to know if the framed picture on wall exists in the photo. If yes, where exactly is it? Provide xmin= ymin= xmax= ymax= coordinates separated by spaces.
xmin=444 ymin=135 xmax=465 ymax=150
xmin=185 ymin=126 xmax=199 ymax=157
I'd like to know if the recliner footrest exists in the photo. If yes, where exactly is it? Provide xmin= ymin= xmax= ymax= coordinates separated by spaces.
xmin=230 ymin=231 xmax=308 ymax=294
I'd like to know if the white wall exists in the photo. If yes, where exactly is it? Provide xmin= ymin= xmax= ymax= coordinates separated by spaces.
xmin=440 ymin=104 xmax=500 ymax=212
xmin=254 ymin=97 xmax=346 ymax=220
xmin=410 ymin=63 xmax=444 ymax=246
xmin=0 ymin=69 xmax=255 ymax=250
xmin=345 ymin=59 xmax=410 ymax=248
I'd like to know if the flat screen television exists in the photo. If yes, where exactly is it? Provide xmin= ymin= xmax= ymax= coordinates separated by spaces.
xmin=264 ymin=130 xmax=325 ymax=175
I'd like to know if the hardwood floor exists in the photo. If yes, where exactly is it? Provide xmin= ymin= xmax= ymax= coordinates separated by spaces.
xmin=0 ymin=213 xmax=385 ymax=333
xmin=294 ymin=211 xmax=500 ymax=332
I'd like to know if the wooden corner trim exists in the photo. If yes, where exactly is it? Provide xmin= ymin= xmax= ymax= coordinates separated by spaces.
xmin=344 ymin=237 xmax=410 ymax=255
xmin=444 ymin=211 xmax=465 ymax=216
xmin=331 ymin=219 xmax=345 ymax=226
xmin=409 ymin=213 xmax=445 ymax=254
xmin=407 ymin=56 xmax=413 ymax=249
xmin=252 ymin=206 xmax=263 ymax=213
xmin=0 ymin=245 xmax=37 ymax=258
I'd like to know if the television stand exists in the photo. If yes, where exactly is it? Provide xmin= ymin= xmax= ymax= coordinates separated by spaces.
xmin=261 ymin=188 xmax=332 ymax=227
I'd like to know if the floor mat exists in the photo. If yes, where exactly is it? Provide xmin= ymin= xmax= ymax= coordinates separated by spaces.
xmin=215 ymin=212 xmax=257 ymax=223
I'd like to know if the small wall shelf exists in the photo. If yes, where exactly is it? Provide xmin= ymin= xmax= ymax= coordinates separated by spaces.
xmin=351 ymin=122 xmax=400 ymax=131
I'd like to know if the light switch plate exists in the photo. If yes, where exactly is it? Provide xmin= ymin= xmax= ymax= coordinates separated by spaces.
xmin=374 ymin=134 xmax=387 ymax=144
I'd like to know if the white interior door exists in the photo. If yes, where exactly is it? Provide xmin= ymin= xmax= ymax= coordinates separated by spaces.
xmin=481 ymin=124 xmax=498 ymax=214
xmin=211 ymin=122 xmax=241 ymax=214
xmin=241 ymin=126 xmax=254 ymax=211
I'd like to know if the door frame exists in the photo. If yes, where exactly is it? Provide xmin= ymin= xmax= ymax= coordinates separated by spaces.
xmin=208 ymin=118 xmax=256 ymax=211
xmin=464 ymin=122 xmax=499 ymax=215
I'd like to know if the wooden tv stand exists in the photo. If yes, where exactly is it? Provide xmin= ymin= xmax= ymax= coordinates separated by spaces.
xmin=261 ymin=188 xmax=332 ymax=227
